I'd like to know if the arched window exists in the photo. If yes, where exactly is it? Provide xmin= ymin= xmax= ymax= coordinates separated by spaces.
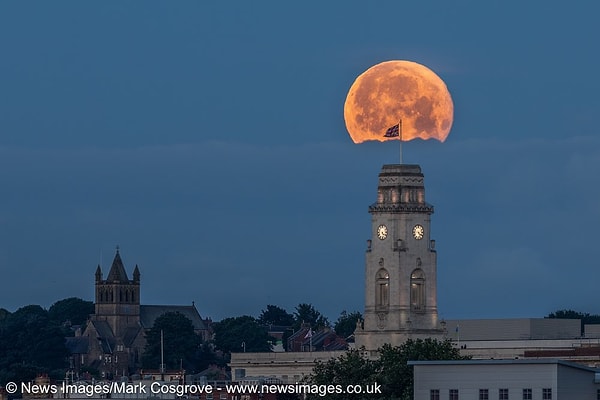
xmin=410 ymin=269 xmax=425 ymax=311
xmin=376 ymin=269 xmax=389 ymax=308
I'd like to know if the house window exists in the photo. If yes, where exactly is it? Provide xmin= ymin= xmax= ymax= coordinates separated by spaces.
xmin=542 ymin=388 xmax=552 ymax=399
xmin=430 ymin=389 xmax=440 ymax=400
xmin=410 ymin=269 xmax=425 ymax=310
xmin=449 ymin=389 xmax=458 ymax=400
xmin=376 ymin=269 xmax=389 ymax=307
xmin=522 ymin=389 xmax=532 ymax=400
xmin=479 ymin=389 xmax=489 ymax=400
xmin=499 ymin=388 xmax=508 ymax=400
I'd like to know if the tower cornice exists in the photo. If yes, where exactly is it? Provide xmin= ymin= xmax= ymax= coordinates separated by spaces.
xmin=369 ymin=202 xmax=434 ymax=214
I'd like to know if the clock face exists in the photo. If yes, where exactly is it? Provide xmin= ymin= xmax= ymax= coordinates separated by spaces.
xmin=377 ymin=224 xmax=388 ymax=240
xmin=412 ymin=224 xmax=424 ymax=240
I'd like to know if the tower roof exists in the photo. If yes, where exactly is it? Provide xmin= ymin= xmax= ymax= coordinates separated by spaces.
xmin=369 ymin=163 xmax=433 ymax=214
xmin=106 ymin=249 xmax=129 ymax=282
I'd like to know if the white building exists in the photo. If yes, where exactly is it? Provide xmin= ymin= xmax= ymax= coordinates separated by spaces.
xmin=410 ymin=359 xmax=600 ymax=400
xmin=355 ymin=164 xmax=445 ymax=351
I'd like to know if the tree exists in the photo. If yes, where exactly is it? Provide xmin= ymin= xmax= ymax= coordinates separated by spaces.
xmin=293 ymin=303 xmax=329 ymax=330
xmin=48 ymin=297 xmax=94 ymax=328
xmin=308 ymin=349 xmax=378 ymax=400
xmin=141 ymin=312 xmax=202 ymax=372
xmin=0 ymin=305 xmax=68 ymax=385
xmin=213 ymin=316 xmax=272 ymax=353
xmin=305 ymin=338 xmax=468 ymax=400
xmin=258 ymin=305 xmax=296 ymax=348
xmin=334 ymin=310 xmax=362 ymax=339
xmin=376 ymin=339 xmax=467 ymax=399
xmin=258 ymin=305 xmax=295 ymax=327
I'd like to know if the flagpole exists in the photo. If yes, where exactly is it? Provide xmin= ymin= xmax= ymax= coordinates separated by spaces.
xmin=399 ymin=119 xmax=403 ymax=164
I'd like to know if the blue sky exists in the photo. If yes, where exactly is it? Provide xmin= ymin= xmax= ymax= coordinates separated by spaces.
xmin=1 ymin=2 xmax=599 ymax=323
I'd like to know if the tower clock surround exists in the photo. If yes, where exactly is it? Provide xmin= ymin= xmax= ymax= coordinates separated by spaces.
xmin=354 ymin=164 xmax=445 ymax=351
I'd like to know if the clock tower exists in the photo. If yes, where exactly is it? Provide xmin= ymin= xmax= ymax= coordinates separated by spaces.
xmin=354 ymin=164 xmax=445 ymax=351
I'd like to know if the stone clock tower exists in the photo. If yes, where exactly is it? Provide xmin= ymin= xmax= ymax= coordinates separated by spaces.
xmin=354 ymin=164 xmax=445 ymax=351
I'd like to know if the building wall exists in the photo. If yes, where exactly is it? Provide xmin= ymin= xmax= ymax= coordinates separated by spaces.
xmin=557 ymin=364 xmax=599 ymax=400
xmin=530 ymin=319 xmax=581 ymax=339
xmin=412 ymin=361 xmax=600 ymax=400
xmin=413 ymin=363 xmax=555 ymax=400
xmin=585 ymin=324 xmax=600 ymax=338
xmin=444 ymin=318 xmax=581 ymax=342
xmin=229 ymin=351 xmax=344 ymax=384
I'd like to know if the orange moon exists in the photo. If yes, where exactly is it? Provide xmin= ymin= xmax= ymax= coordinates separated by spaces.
xmin=344 ymin=60 xmax=454 ymax=143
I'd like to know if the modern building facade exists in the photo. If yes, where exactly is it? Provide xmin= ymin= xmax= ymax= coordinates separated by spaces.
xmin=410 ymin=359 xmax=600 ymax=400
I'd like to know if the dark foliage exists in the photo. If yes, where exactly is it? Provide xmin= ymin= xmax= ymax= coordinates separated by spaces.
xmin=305 ymin=338 xmax=468 ymax=400
xmin=48 ymin=297 xmax=94 ymax=327
xmin=259 ymin=305 xmax=295 ymax=327
xmin=213 ymin=316 xmax=272 ymax=353
xmin=141 ymin=312 xmax=202 ymax=372
xmin=334 ymin=310 xmax=362 ymax=339
xmin=0 ymin=305 xmax=69 ymax=385
xmin=293 ymin=303 xmax=329 ymax=331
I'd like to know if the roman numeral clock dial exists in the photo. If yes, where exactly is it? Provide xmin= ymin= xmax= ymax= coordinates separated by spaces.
xmin=412 ymin=224 xmax=424 ymax=240
xmin=377 ymin=225 xmax=388 ymax=240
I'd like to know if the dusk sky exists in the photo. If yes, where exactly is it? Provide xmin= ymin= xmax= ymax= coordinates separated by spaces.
xmin=1 ymin=2 xmax=599 ymax=323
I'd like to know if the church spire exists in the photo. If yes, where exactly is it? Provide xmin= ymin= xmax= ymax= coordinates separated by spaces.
xmin=106 ymin=247 xmax=129 ymax=282
xmin=133 ymin=264 xmax=140 ymax=282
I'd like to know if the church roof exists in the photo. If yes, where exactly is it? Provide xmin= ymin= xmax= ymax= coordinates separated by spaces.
xmin=123 ymin=326 xmax=142 ymax=347
xmin=65 ymin=336 xmax=89 ymax=354
xmin=90 ymin=319 xmax=115 ymax=339
xmin=140 ymin=305 xmax=207 ymax=331
xmin=89 ymin=320 xmax=115 ymax=353
xmin=106 ymin=250 xmax=130 ymax=282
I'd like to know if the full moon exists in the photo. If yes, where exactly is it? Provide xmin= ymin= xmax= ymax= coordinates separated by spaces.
xmin=344 ymin=60 xmax=454 ymax=143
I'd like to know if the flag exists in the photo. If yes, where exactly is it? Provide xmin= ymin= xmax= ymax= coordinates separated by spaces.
xmin=304 ymin=329 xmax=313 ymax=339
xmin=384 ymin=123 xmax=400 ymax=137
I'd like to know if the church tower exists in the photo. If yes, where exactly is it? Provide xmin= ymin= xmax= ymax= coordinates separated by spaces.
xmin=354 ymin=164 xmax=445 ymax=351
xmin=94 ymin=248 xmax=141 ymax=338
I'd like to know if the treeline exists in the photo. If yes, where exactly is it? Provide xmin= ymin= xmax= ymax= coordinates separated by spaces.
xmin=3 ymin=296 xmax=597 ymax=389
xmin=0 ymin=298 xmax=94 ymax=384
xmin=0 ymin=298 xmax=361 ymax=385
xmin=212 ymin=304 xmax=362 ymax=353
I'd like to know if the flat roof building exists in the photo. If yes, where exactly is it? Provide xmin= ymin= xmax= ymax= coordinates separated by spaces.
xmin=410 ymin=359 xmax=600 ymax=400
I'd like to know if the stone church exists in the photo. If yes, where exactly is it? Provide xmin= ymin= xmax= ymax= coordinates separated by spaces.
xmin=68 ymin=249 xmax=210 ymax=378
